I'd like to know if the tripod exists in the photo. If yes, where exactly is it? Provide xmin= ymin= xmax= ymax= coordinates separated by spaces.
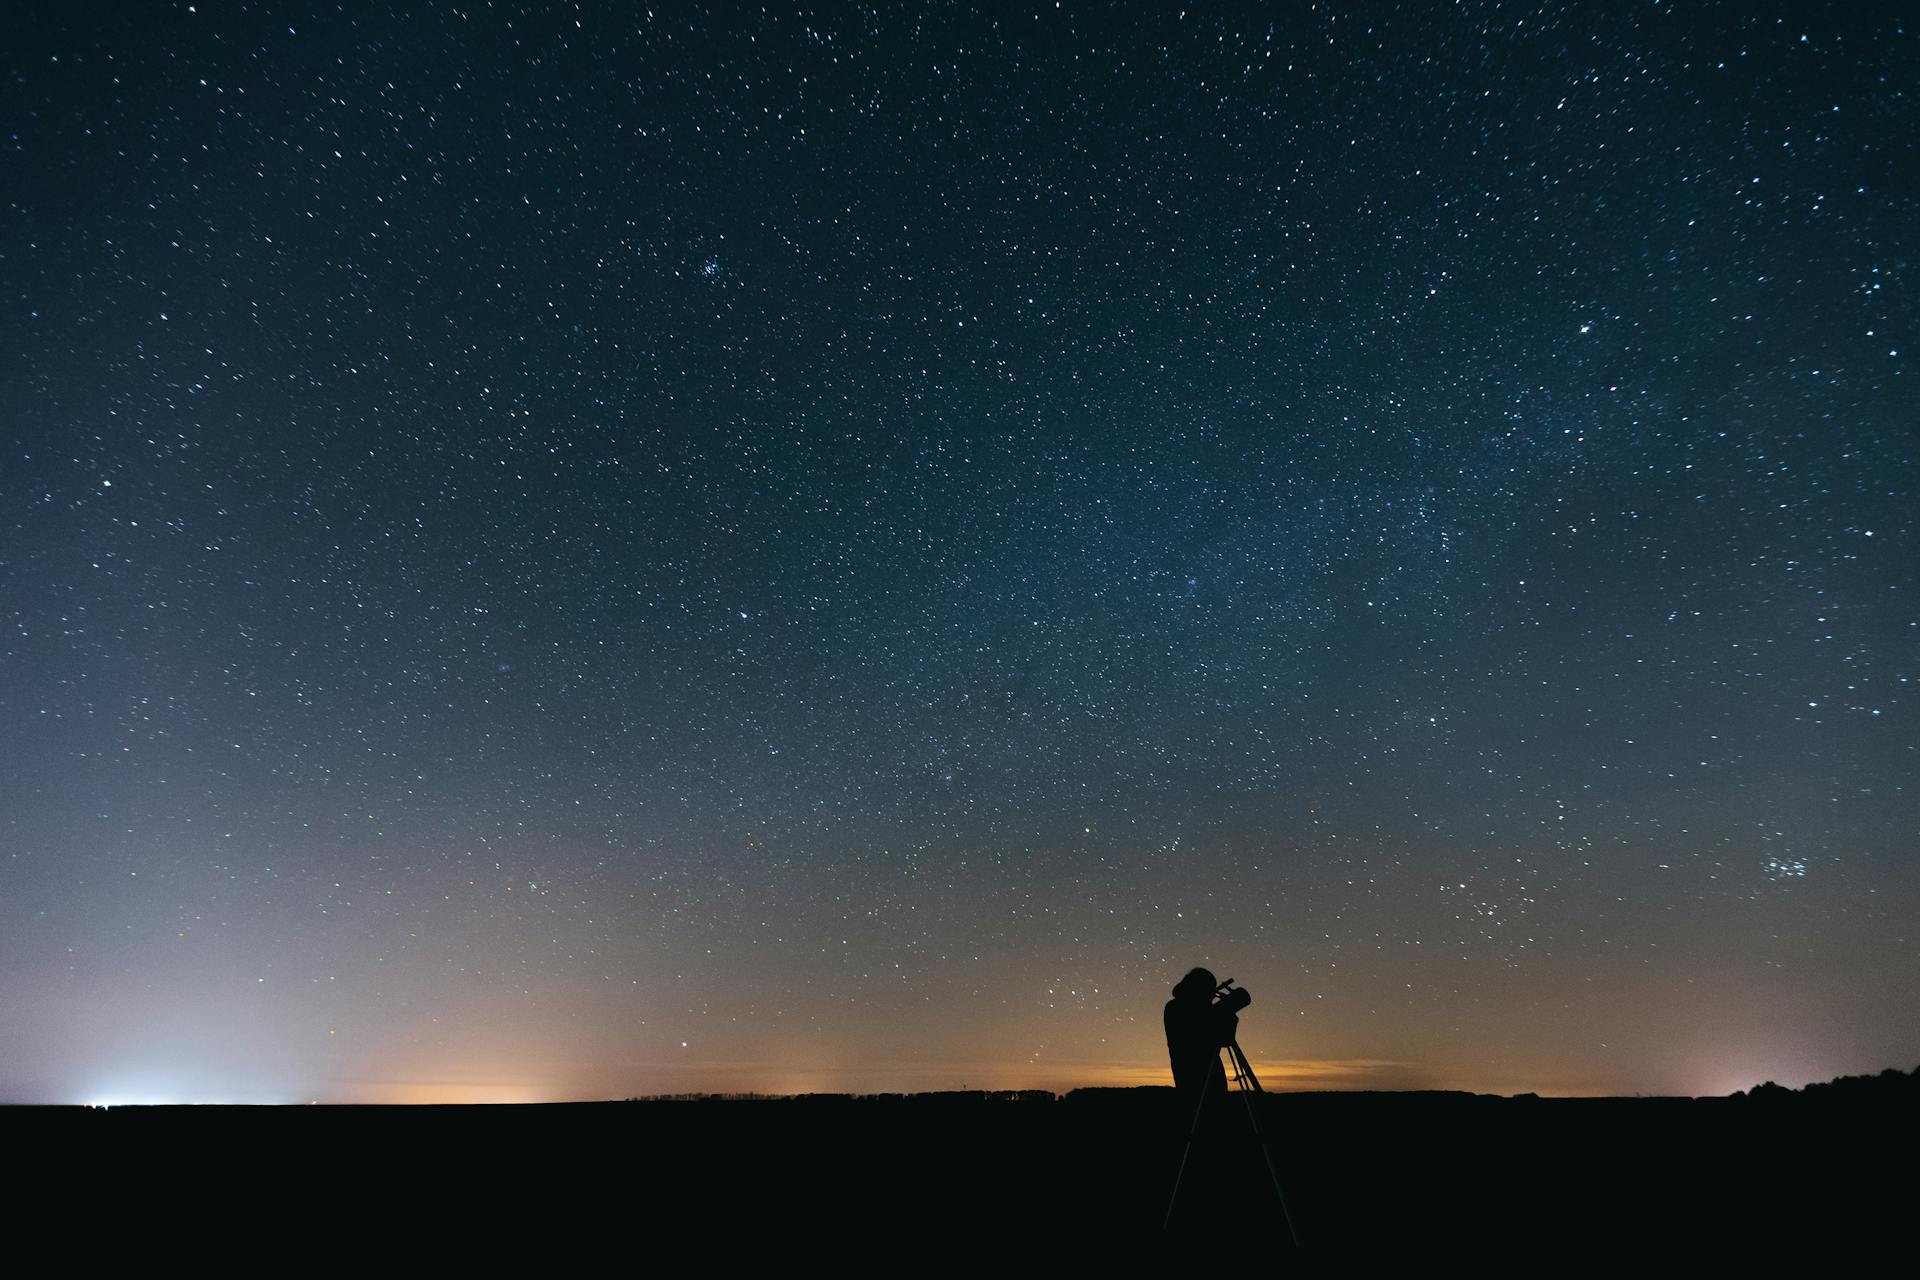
xmin=1162 ymin=1039 xmax=1302 ymax=1244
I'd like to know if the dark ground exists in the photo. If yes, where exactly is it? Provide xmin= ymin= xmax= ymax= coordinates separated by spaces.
xmin=14 ymin=1088 xmax=1910 ymax=1257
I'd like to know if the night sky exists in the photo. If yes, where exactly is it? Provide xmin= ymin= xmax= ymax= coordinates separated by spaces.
xmin=4 ymin=3 xmax=1915 ymax=1105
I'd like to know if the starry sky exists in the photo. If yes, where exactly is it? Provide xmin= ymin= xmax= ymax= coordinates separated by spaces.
xmin=3 ymin=2 xmax=1915 ymax=1104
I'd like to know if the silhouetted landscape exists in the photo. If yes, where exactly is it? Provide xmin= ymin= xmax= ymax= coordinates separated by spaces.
xmin=16 ymin=1068 xmax=1913 ymax=1255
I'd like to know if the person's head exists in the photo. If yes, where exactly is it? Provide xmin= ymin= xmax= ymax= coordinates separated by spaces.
xmin=1172 ymin=967 xmax=1217 ymax=1002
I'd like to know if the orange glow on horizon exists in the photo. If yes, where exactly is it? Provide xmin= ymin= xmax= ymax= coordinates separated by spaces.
xmin=329 ymin=1056 xmax=1467 ymax=1102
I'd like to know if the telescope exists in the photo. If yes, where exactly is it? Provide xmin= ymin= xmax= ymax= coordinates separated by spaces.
xmin=1213 ymin=978 xmax=1253 ymax=1010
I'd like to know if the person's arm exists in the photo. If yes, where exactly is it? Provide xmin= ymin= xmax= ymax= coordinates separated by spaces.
xmin=1212 ymin=987 xmax=1251 ymax=1044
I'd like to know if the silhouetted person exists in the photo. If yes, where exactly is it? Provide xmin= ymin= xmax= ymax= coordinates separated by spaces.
xmin=1165 ymin=966 xmax=1252 ymax=1102
xmin=1162 ymin=967 xmax=1263 ymax=1232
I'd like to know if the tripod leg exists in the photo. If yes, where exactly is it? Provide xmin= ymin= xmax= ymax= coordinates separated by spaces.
xmin=1226 ymin=1040 xmax=1302 ymax=1247
xmin=1229 ymin=1042 xmax=1264 ymax=1092
xmin=1161 ymin=1053 xmax=1218 ymax=1232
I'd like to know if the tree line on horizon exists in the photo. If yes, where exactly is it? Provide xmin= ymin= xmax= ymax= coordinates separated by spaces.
xmin=1733 ymin=1065 xmax=1917 ymax=1101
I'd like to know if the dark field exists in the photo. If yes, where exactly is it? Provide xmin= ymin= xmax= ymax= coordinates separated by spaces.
xmin=18 ymin=1089 xmax=1909 ymax=1257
